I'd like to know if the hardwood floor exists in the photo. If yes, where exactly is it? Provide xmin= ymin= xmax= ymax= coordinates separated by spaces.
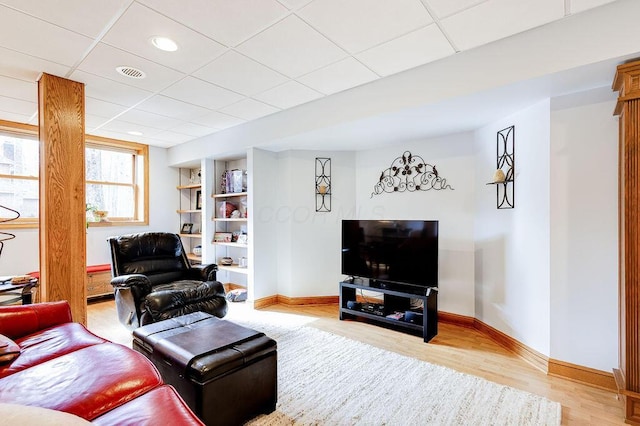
xmin=87 ymin=299 xmax=624 ymax=425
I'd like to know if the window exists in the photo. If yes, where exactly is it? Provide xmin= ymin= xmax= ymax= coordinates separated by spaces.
xmin=0 ymin=120 xmax=149 ymax=228
xmin=85 ymin=136 xmax=148 ymax=225
xmin=0 ymin=124 xmax=39 ymax=226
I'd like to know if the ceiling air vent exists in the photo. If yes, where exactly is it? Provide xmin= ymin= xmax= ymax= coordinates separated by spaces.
xmin=115 ymin=66 xmax=146 ymax=79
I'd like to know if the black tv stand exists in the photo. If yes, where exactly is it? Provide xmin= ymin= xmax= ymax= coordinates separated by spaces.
xmin=339 ymin=280 xmax=437 ymax=342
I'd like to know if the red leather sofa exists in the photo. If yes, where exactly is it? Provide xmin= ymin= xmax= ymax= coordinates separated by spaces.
xmin=0 ymin=301 xmax=204 ymax=425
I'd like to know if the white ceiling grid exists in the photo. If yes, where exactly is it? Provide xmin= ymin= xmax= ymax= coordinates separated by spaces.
xmin=0 ymin=0 xmax=620 ymax=148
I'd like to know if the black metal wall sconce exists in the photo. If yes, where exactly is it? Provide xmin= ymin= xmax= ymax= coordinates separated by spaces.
xmin=486 ymin=125 xmax=515 ymax=209
xmin=315 ymin=157 xmax=331 ymax=212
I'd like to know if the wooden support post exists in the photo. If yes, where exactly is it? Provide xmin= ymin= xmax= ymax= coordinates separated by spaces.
xmin=613 ymin=60 xmax=640 ymax=425
xmin=38 ymin=73 xmax=87 ymax=325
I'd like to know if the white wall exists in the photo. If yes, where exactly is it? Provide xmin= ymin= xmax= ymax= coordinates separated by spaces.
xmin=549 ymin=99 xmax=619 ymax=371
xmin=249 ymin=148 xmax=279 ymax=300
xmin=355 ymin=134 xmax=476 ymax=316
xmin=265 ymin=150 xmax=356 ymax=298
xmin=474 ymin=100 xmax=551 ymax=355
xmin=0 ymin=146 xmax=177 ymax=276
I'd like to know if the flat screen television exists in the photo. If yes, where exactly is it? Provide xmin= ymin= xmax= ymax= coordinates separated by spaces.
xmin=341 ymin=220 xmax=438 ymax=292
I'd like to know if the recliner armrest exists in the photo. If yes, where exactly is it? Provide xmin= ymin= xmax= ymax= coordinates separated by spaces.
xmin=187 ymin=263 xmax=218 ymax=281
xmin=111 ymin=274 xmax=152 ymax=294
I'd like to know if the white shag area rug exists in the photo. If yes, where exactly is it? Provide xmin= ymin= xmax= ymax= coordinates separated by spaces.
xmin=225 ymin=309 xmax=561 ymax=426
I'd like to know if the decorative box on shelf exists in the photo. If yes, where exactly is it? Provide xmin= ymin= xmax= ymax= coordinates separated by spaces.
xmin=214 ymin=232 xmax=233 ymax=243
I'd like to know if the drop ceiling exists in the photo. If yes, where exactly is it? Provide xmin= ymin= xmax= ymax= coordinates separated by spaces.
xmin=0 ymin=0 xmax=623 ymax=149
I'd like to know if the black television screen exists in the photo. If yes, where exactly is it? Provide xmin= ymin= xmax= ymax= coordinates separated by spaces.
xmin=341 ymin=220 xmax=438 ymax=289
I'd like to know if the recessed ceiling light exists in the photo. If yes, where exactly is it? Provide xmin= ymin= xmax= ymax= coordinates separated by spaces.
xmin=116 ymin=66 xmax=146 ymax=79
xmin=127 ymin=131 xmax=143 ymax=136
xmin=151 ymin=36 xmax=178 ymax=52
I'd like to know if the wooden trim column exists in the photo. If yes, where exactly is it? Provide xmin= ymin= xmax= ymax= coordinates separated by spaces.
xmin=613 ymin=60 xmax=640 ymax=425
xmin=38 ymin=73 xmax=87 ymax=325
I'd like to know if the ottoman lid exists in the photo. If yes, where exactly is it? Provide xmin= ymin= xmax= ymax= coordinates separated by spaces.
xmin=134 ymin=313 xmax=276 ymax=382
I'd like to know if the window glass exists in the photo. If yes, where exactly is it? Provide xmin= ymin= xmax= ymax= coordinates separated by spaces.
xmin=86 ymin=183 xmax=134 ymax=218
xmin=0 ymin=133 xmax=39 ymax=221
xmin=85 ymin=147 xmax=133 ymax=183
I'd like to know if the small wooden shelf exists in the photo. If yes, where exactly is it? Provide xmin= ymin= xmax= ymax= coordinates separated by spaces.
xmin=213 ymin=217 xmax=247 ymax=222
xmin=177 ymin=183 xmax=201 ymax=190
xmin=186 ymin=253 xmax=201 ymax=262
xmin=213 ymin=192 xmax=247 ymax=199
xmin=218 ymin=264 xmax=249 ymax=275
xmin=179 ymin=233 xmax=202 ymax=238
xmin=213 ymin=242 xmax=248 ymax=248
xmin=177 ymin=209 xmax=202 ymax=214
xmin=485 ymin=180 xmax=513 ymax=185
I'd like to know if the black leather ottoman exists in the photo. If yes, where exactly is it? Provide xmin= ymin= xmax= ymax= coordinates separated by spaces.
xmin=132 ymin=312 xmax=277 ymax=426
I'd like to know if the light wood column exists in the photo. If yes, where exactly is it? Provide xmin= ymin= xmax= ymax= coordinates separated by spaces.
xmin=613 ymin=60 xmax=640 ymax=425
xmin=38 ymin=73 xmax=87 ymax=325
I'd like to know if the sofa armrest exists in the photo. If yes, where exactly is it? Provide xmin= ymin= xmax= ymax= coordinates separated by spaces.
xmin=0 ymin=301 xmax=72 ymax=339
xmin=111 ymin=274 xmax=152 ymax=294
xmin=187 ymin=263 xmax=218 ymax=281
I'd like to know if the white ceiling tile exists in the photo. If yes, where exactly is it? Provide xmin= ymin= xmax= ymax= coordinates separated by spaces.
xmin=190 ymin=111 xmax=246 ymax=129
xmin=89 ymin=127 xmax=152 ymax=144
xmin=356 ymin=24 xmax=455 ymax=76
xmin=102 ymin=2 xmax=227 ymax=74
xmin=169 ymin=122 xmax=217 ymax=137
xmin=441 ymin=0 xmax=565 ymax=51
xmin=277 ymin=0 xmax=313 ymax=10
xmin=0 ymin=0 xmax=130 ymax=38
xmin=193 ymin=51 xmax=288 ymax=96
xmin=237 ymin=15 xmax=347 ymax=78
xmin=138 ymin=0 xmax=289 ymax=47
xmin=0 ymin=47 xmax=70 ymax=85
xmin=117 ymin=108 xmax=184 ymax=130
xmin=70 ymin=70 xmax=153 ymax=107
xmin=0 ymin=5 xmax=93 ymax=66
xmin=85 ymin=97 xmax=128 ymax=118
xmin=149 ymin=130 xmax=193 ymax=144
xmin=136 ymin=95 xmax=212 ymax=121
xmin=86 ymin=113 xmax=111 ymax=131
xmin=0 ymin=75 xmax=36 ymax=102
xmin=219 ymin=99 xmax=280 ymax=121
xmin=298 ymin=57 xmax=379 ymax=95
xmin=254 ymin=81 xmax=323 ymax=109
xmin=162 ymin=76 xmax=245 ymax=110
xmin=100 ymin=119 xmax=164 ymax=137
xmin=0 ymin=95 xmax=37 ymax=116
xmin=299 ymin=0 xmax=433 ymax=53
xmin=77 ymin=43 xmax=186 ymax=92
xmin=570 ymin=0 xmax=617 ymax=14
xmin=0 ymin=110 xmax=33 ymax=124
xmin=425 ymin=0 xmax=488 ymax=19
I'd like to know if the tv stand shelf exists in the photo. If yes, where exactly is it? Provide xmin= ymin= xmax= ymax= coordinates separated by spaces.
xmin=339 ymin=280 xmax=438 ymax=342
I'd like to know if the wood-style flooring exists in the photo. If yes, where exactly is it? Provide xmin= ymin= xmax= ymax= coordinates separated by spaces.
xmin=87 ymin=299 xmax=624 ymax=425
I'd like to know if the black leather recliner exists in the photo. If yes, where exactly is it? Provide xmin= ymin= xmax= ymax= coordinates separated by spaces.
xmin=108 ymin=232 xmax=227 ymax=330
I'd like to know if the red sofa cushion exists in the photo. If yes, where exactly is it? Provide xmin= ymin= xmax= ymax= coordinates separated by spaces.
xmin=0 ymin=323 xmax=107 ymax=379
xmin=0 ymin=301 xmax=72 ymax=339
xmin=0 ymin=343 xmax=162 ymax=420
xmin=92 ymin=385 xmax=204 ymax=426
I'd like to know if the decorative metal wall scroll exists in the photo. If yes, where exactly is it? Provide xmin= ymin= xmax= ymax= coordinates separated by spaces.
xmin=371 ymin=151 xmax=453 ymax=198
xmin=487 ymin=125 xmax=515 ymax=209
xmin=315 ymin=157 xmax=331 ymax=212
